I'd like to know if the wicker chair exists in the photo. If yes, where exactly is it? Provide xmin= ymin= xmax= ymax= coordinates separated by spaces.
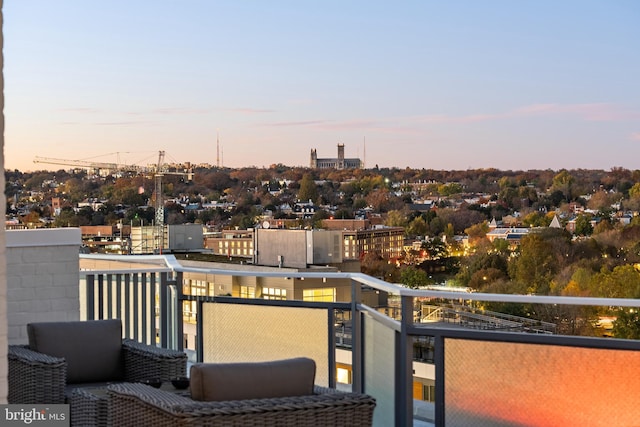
xmin=8 ymin=319 xmax=187 ymax=405
xmin=108 ymin=358 xmax=376 ymax=426
xmin=108 ymin=383 xmax=376 ymax=426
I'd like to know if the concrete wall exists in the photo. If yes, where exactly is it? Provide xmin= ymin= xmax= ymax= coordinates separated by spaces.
xmin=255 ymin=228 xmax=344 ymax=268
xmin=309 ymin=229 xmax=343 ymax=265
xmin=6 ymin=228 xmax=81 ymax=345
xmin=255 ymin=229 xmax=309 ymax=268
xmin=168 ymin=224 xmax=204 ymax=251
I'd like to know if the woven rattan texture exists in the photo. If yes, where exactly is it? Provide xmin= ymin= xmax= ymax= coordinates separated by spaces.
xmin=108 ymin=383 xmax=376 ymax=426
xmin=8 ymin=345 xmax=67 ymax=404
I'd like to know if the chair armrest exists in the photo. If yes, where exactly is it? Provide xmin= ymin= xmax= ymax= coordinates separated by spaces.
xmin=122 ymin=339 xmax=187 ymax=382
xmin=108 ymin=382 xmax=376 ymax=427
xmin=108 ymin=383 xmax=195 ymax=427
xmin=8 ymin=345 xmax=66 ymax=404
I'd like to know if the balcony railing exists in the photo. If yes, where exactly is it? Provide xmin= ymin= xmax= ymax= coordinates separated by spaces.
xmin=79 ymin=254 xmax=640 ymax=427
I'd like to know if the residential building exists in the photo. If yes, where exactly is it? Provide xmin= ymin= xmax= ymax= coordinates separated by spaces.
xmin=80 ymin=224 xmax=130 ymax=254
xmin=322 ymin=219 xmax=405 ymax=260
xmin=204 ymin=229 xmax=254 ymax=258
xmin=486 ymin=227 xmax=531 ymax=245
xmin=130 ymin=224 xmax=204 ymax=254
xmin=252 ymin=223 xmax=404 ymax=269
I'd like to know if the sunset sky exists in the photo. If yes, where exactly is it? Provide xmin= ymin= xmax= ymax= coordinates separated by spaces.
xmin=3 ymin=1 xmax=640 ymax=172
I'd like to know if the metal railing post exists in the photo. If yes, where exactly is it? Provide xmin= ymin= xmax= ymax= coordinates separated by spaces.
xmin=97 ymin=275 xmax=104 ymax=319
xmin=132 ymin=274 xmax=140 ymax=342
xmin=150 ymin=272 xmax=157 ymax=345
xmin=351 ymin=279 xmax=363 ymax=393
xmin=327 ymin=308 xmax=336 ymax=389
xmin=115 ymin=273 xmax=123 ymax=322
xmin=160 ymin=272 xmax=169 ymax=348
xmin=397 ymin=295 xmax=414 ymax=426
xmin=106 ymin=274 xmax=113 ymax=319
xmin=175 ymin=271 xmax=184 ymax=352
xmin=196 ymin=299 xmax=204 ymax=363
xmin=141 ymin=273 xmax=148 ymax=344
xmin=124 ymin=274 xmax=131 ymax=339
xmin=85 ymin=274 xmax=95 ymax=320
xmin=434 ymin=334 xmax=445 ymax=427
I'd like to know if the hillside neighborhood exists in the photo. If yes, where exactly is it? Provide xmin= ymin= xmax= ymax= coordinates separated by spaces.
xmin=5 ymin=164 xmax=640 ymax=339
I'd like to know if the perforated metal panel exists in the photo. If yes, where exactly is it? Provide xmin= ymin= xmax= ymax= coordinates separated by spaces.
xmin=364 ymin=313 xmax=396 ymax=427
xmin=444 ymin=338 xmax=640 ymax=426
xmin=202 ymin=303 xmax=330 ymax=386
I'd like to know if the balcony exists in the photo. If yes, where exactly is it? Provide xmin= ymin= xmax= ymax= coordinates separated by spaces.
xmin=5 ymin=229 xmax=640 ymax=426
xmin=73 ymin=253 xmax=640 ymax=426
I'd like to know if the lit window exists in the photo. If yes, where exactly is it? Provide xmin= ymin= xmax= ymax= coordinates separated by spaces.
xmin=303 ymin=288 xmax=336 ymax=302
xmin=337 ymin=367 xmax=351 ymax=384
xmin=262 ymin=287 xmax=287 ymax=300
xmin=240 ymin=286 xmax=256 ymax=299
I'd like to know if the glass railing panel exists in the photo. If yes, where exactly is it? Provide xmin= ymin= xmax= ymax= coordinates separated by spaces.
xmin=363 ymin=312 xmax=396 ymax=427
xmin=202 ymin=302 xmax=330 ymax=386
xmin=444 ymin=338 xmax=640 ymax=426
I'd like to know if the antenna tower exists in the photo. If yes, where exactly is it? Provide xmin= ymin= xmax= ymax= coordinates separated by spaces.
xmin=363 ymin=136 xmax=366 ymax=169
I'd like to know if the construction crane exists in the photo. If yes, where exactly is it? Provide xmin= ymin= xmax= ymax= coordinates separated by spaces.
xmin=34 ymin=151 xmax=194 ymax=254
xmin=151 ymin=150 xmax=195 ymax=254
xmin=154 ymin=151 xmax=165 ymax=253
xmin=33 ymin=155 xmax=145 ymax=174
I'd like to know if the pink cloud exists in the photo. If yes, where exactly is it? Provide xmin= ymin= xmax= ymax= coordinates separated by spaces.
xmin=514 ymin=103 xmax=638 ymax=121
xmin=412 ymin=103 xmax=640 ymax=125
xmin=58 ymin=107 xmax=103 ymax=114
xmin=630 ymin=132 xmax=640 ymax=141
xmin=260 ymin=118 xmax=418 ymax=135
xmin=228 ymin=108 xmax=275 ymax=114
xmin=258 ymin=102 xmax=640 ymax=134
xmin=315 ymin=120 xmax=377 ymax=130
xmin=152 ymin=107 xmax=210 ymax=115
xmin=262 ymin=120 xmax=330 ymax=127
xmin=95 ymin=120 xmax=158 ymax=126
xmin=414 ymin=112 xmax=508 ymax=124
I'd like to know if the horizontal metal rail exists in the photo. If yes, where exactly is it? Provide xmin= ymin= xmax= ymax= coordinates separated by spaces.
xmin=79 ymin=253 xmax=640 ymax=427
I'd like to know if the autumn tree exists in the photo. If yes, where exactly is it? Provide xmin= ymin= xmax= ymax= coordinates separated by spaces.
xmin=589 ymin=265 xmax=640 ymax=299
xmin=587 ymin=190 xmax=616 ymax=211
xmin=407 ymin=216 xmax=428 ymax=237
xmin=437 ymin=183 xmax=463 ymax=197
xmin=385 ymin=210 xmax=408 ymax=228
xmin=400 ymin=265 xmax=431 ymax=289
xmin=360 ymin=251 xmax=399 ymax=282
xmin=509 ymin=234 xmax=559 ymax=294
xmin=574 ymin=214 xmax=593 ymax=236
xmin=422 ymin=237 xmax=447 ymax=259
xmin=465 ymin=221 xmax=489 ymax=245
xmin=297 ymin=174 xmax=318 ymax=202
xmin=468 ymin=268 xmax=508 ymax=291
xmin=551 ymin=170 xmax=575 ymax=202
xmin=612 ymin=308 xmax=640 ymax=339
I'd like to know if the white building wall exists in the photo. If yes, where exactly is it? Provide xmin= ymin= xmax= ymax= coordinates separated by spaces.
xmin=6 ymin=228 xmax=81 ymax=345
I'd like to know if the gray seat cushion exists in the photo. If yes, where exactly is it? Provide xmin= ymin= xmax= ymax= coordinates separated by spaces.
xmin=190 ymin=357 xmax=316 ymax=402
xmin=27 ymin=319 xmax=124 ymax=384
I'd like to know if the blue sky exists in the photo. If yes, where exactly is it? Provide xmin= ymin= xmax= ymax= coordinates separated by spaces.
xmin=4 ymin=1 xmax=640 ymax=172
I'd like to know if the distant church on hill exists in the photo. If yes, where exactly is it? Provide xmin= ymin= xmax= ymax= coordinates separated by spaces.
xmin=310 ymin=144 xmax=362 ymax=169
